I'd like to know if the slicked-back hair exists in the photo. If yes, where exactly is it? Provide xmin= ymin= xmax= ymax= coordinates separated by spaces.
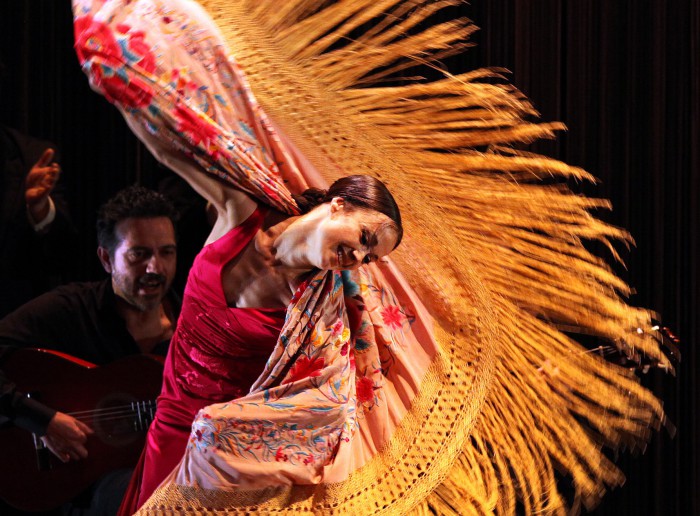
xmin=292 ymin=175 xmax=403 ymax=248
xmin=96 ymin=185 xmax=178 ymax=255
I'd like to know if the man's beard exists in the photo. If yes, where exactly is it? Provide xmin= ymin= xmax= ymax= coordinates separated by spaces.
xmin=113 ymin=272 xmax=168 ymax=311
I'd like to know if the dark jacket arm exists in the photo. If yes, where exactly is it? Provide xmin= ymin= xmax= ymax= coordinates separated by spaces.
xmin=0 ymin=346 xmax=56 ymax=435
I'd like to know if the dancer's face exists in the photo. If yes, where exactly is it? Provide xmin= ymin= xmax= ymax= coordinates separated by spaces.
xmin=98 ymin=217 xmax=177 ymax=311
xmin=310 ymin=197 xmax=399 ymax=271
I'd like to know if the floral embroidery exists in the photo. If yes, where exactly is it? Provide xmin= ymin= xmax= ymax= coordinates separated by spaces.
xmin=190 ymin=415 xmax=342 ymax=467
xmin=309 ymin=328 xmax=324 ymax=348
xmin=275 ymin=447 xmax=289 ymax=462
xmin=341 ymin=270 xmax=360 ymax=297
xmin=163 ymin=68 xmax=198 ymax=97
xmin=381 ymin=305 xmax=404 ymax=330
xmin=283 ymin=355 xmax=326 ymax=384
xmin=290 ymin=278 xmax=310 ymax=304
xmin=74 ymin=4 xmax=299 ymax=215
xmin=355 ymin=337 xmax=372 ymax=352
xmin=74 ymin=15 xmax=156 ymax=109
xmin=327 ymin=319 xmax=351 ymax=349
xmin=116 ymin=25 xmax=156 ymax=72
xmin=356 ymin=375 xmax=376 ymax=406
xmin=174 ymin=103 xmax=222 ymax=159
xmin=331 ymin=320 xmax=344 ymax=337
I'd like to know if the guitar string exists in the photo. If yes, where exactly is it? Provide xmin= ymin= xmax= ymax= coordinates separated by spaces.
xmin=67 ymin=402 xmax=155 ymax=416
xmin=67 ymin=403 xmax=156 ymax=422
xmin=70 ymin=412 xmax=156 ymax=424
xmin=72 ymin=414 xmax=154 ymax=424
xmin=70 ymin=410 xmax=153 ymax=421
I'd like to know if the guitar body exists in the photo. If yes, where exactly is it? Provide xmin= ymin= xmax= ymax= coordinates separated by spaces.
xmin=0 ymin=349 xmax=163 ymax=512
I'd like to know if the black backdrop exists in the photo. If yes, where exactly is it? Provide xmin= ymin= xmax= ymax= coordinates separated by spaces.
xmin=0 ymin=2 xmax=697 ymax=514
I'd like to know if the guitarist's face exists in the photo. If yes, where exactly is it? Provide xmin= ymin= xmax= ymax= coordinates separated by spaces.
xmin=100 ymin=216 xmax=177 ymax=311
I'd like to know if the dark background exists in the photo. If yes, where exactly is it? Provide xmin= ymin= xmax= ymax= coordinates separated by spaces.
xmin=0 ymin=1 xmax=697 ymax=514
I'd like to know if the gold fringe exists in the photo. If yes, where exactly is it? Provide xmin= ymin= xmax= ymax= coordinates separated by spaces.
xmin=150 ymin=0 xmax=669 ymax=513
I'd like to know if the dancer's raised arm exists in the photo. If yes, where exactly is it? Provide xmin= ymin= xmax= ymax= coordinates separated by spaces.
xmin=74 ymin=0 xmax=302 ymax=241
xmin=125 ymin=118 xmax=256 ymax=244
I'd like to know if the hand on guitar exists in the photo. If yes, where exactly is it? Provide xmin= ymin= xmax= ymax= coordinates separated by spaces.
xmin=42 ymin=412 xmax=94 ymax=462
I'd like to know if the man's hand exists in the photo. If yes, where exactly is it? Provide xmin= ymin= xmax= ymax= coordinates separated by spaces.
xmin=25 ymin=148 xmax=61 ymax=224
xmin=41 ymin=411 xmax=94 ymax=463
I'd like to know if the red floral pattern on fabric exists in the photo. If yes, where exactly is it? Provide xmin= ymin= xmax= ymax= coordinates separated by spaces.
xmin=381 ymin=305 xmax=404 ymax=330
xmin=356 ymin=375 xmax=375 ymax=404
xmin=331 ymin=320 xmax=344 ymax=337
xmin=174 ymin=104 xmax=222 ymax=159
xmin=74 ymin=15 xmax=156 ymax=108
xmin=119 ymin=26 xmax=156 ymax=73
xmin=74 ymin=15 xmax=119 ymax=60
xmin=283 ymin=355 xmax=326 ymax=384
xmin=275 ymin=447 xmax=289 ymax=462
xmin=290 ymin=278 xmax=310 ymax=304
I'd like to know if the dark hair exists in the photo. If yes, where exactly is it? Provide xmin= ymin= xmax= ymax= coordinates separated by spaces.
xmin=293 ymin=175 xmax=403 ymax=248
xmin=96 ymin=185 xmax=178 ymax=254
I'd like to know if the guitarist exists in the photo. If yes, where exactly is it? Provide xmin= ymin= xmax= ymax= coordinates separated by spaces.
xmin=0 ymin=185 xmax=181 ymax=513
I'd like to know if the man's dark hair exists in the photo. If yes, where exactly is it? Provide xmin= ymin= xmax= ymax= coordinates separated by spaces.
xmin=96 ymin=185 xmax=178 ymax=254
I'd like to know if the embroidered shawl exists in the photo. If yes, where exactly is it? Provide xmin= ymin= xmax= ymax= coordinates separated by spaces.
xmin=72 ymin=0 xmax=668 ymax=513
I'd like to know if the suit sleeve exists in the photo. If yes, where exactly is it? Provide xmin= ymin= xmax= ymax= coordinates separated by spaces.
xmin=0 ymin=347 xmax=56 ymax=435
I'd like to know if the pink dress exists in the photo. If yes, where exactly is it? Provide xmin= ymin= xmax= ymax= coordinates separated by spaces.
xmin=120 ymin=207 xmax=286 ymax=513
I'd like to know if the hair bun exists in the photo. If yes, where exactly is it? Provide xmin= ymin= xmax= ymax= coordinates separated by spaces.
xmin=293 ymin=187 xmax=329 ymax=214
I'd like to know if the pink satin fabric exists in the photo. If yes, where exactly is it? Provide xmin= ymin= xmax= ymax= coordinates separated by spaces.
xmin=119 ymin=207 xmax=286 ymax=513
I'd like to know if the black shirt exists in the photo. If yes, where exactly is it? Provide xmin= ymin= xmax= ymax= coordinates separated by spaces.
xmin=0 ymin=279 xmax=180 ymax=434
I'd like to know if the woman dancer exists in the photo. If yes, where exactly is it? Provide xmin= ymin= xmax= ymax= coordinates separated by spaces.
xmin=74 ymin=0 xmax=669 ymax=513
xmin=119 ymin=173 xmax=401 ymax=511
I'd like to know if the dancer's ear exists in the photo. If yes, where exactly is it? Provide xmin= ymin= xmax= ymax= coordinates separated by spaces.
xmin=329 ymin=197 xmax=345 ymax=215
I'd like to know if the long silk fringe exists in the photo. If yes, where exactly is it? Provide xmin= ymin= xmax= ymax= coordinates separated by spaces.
xmin=194 ymin=1 xmax=668 ymax=513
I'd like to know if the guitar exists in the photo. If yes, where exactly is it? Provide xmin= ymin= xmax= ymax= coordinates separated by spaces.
xmin=0 ymin=348 xmax=163 ymax=512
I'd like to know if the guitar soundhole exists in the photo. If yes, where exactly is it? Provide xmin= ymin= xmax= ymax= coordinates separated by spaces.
xmin=92 ymin=393 xmax=153 ymax=447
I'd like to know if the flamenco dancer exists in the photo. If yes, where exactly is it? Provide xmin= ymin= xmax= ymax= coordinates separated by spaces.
xmin=73 ymin=0 xmax=670 ymax=513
